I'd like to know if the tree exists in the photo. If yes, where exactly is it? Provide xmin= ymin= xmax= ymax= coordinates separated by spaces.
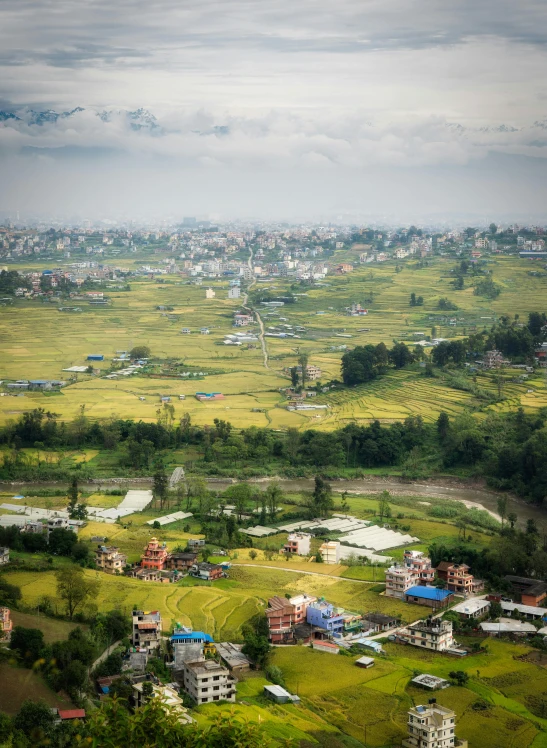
xmin=507 ymin=512 xmax=518 ymax=529
xmin=437 ymin=412 xmax=450 ymax=441
xmin=389 ymin=342 xmax=413 ymax=369
xmin=497 ymin=496 xmax=508 ymax=528
xmin=410 ymin=292 xmax=416 ymax=306
xmin=10 ymin=626 xmax=45 ymax=665
xmin=265 ymin=481 xmax=283 ymax=521
xmin=14 ymin=700 xmax=56 ymax=741
xmin=312 ymin=476 xmax=333 ymax=518
xmin=249 ymin=549 xmax=257 ymax=561
xmin=153 ymin=461 xmax=168 ymax=509
xmin=489 ymin=223 xmax=497 ymax=235
xmin=378 ymin=491 xmax=391 ymax=524
xmin=290 ymin=367 xmax=299 ymax=388
xmin=80 ymin=697 xmax=270 ymax=748
xmin=129 ymin=345 xmax=151 ymax=359
xmin=298 ymin=352 xmax=309 ymax=388
xmin=449 ymin=670 xmax=469 ymax=687
xmin=241 ymin=631 xmax=271 ymax=669
xmin=0 ymin=577 xmax=21 ymax=607
xmin=55 ymin=565 xmax=100 ymax=619
xmin=48 ymin=527 xmax=78 ymax=556
xmin=67 ymin=477 xmax=79 ymax=514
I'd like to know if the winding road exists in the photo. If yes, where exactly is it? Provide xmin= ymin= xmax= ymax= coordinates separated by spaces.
xmin=242 ymin=246 xmax=269 ymax=370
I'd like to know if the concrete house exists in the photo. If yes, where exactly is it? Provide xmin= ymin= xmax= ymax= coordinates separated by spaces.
xmin=403 ymin=701 xmax=467 ymax=748
xmin=282 ymin=532 xmax=311 ymax=556
xmin=400 ymin=619 xmax=455 ymax=652
xmin=183 ymin=659 xmax=236 ymax=704
xmin=0 ymin=547 xmax=9 ymax=565
xmin=306 ymin=600 xmax=344 ymax=635
xmin=132 ymin=610 xmax=162 ymax=653
xmin=436 ymin=562 xmax=484 ymax=595
xmin=95 ymin=545 xmax=127 ymax=574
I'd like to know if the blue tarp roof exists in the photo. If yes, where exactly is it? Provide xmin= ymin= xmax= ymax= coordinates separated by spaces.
xmin=405 ymin=586 xmax=453 ymax=600
xmin=171 ymin=630 xmax=213 ymax=643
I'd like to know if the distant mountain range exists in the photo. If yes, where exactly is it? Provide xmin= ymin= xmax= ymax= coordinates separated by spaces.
xmin=0 ymin=107 xmax=235 ymax=137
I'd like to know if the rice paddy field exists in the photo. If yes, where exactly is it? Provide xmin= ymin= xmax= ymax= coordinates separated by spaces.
xmin=1 ymin=253 xmax=547 ymax=429
xmin=192 ymin=637 xmax=547 ymax=747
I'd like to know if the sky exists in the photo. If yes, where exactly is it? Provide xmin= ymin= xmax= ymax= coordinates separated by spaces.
xmin=1 ymin=0 xmax=547 ymax=222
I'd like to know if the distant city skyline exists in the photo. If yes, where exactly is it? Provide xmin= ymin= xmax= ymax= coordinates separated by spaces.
xmin=1 ymin=0 xmax=547 ymax=219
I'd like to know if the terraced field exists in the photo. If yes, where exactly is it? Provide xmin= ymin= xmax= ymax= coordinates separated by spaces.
xmin=1 ymin=254 xmax=547 ymax=429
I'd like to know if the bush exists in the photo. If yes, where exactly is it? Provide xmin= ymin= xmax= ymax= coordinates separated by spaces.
xmin=264 ymin=664 xmax=285 ymax=688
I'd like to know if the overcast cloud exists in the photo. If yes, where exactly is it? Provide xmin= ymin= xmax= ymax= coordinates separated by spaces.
xmin=1 ymin=0 xmax=547 ymax=220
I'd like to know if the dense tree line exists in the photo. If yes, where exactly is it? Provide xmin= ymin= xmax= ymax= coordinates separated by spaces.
xmin=341 ymin=341 xmax=413 ymax=385
xmin=2 ymin=405 xmax=547 ymax=504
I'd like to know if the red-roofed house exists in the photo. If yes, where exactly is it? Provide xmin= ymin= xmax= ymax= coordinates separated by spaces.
xmin=57 ymin=709 xmax=86 ymax=721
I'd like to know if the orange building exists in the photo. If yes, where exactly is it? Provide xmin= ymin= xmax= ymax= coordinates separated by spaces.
xmin=140 ymin=537 xmax=169 ymax=570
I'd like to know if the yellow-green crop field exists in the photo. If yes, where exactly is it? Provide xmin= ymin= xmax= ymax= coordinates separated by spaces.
xmin=192 ymin=639 xmax=547 ymax=747
xmin=1 ymin=254 xmax=547 ymax=429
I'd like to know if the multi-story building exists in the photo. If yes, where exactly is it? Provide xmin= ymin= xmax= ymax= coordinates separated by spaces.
xmin=402 ymin=701 xmax=467 ymax=748
xmin=131 ymin=610 xmax=162 ymax=653
xmin=95 ymin=545 xmax=127 ymax=574
xmin=282 ymin=533 xmax=311 ymax=556
xmin=404 ymin=550 xmax=435 ymax=584
xmin=183 ymin=659 xmax=236 ymax=704
xmin=319 ymin=540 xmax=340 ymax=564
xmin=265 ymin=594 xmax=317 ymax=643
xmin=385 ymin=566 xmax=418 ymax=599
xmin=0 ymin=607 xmax=13 ymax=641
xmin=140 ymin=537 xmax=169 ymax=570
xmin=306 ymin=600 xmax=344 ymax=635
xmin=165 ymin=552 xmax=198 ymax=571
xmin=385 ymin=551 xmax=434 ymax=599
xmin=0 ymin=547 xmax=9 ymax=565
xmin=400 ymin=619 xmax=455 ymax=652
xmin=436 ymin=562 xmax=484 ymax=595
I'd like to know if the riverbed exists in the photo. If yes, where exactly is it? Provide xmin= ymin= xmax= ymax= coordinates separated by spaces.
xmin=1 ymin=476 xmax=544 ymax=527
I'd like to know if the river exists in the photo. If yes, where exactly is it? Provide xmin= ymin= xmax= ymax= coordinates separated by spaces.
xmin=2 ymin=477 xmax=545 ymax=527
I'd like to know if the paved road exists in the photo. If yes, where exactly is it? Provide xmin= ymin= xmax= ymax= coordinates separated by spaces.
xmin=91 ymin=639 xmax=121 ymax=671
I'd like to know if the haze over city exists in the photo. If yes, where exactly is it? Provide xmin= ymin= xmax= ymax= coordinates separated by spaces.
xmin=1 ymin=0 xmax=547 ymax=221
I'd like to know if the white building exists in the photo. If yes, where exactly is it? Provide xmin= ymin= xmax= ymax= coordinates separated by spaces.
xmin=228 ymin=286 xmax=240 ymax=299
xmin=319 ymin=540 xmax=340 ymax=564
xmin=205 ymin=288 xmax=215 ymax=299
xmin=403 ymin=702 xmax=466 ymax=748
xmin=183 ymin=659 xmax=237 ymax=704
xmin=283 ymin=532 xmax=311 ymax=556
xmin=400 ymin=619 xmax=455 ymax=652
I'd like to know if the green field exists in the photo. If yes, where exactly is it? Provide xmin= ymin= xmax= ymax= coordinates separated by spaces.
xmin=9 ymin=610 xmax=84 ymax=643
xmin=0 ymin=662 xmax=74 ymax=716
xmin=1 ymin=254 xmax=546 ymax=429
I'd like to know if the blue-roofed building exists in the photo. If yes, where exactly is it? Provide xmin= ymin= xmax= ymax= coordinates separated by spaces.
xmin=306 ymin=600 xmax=344 ymax=634
xmin=171 ymin=629 xmax=214 ymax=645
xmin=171 ymin=626 xmax=215 ymax=670
xmin=87 ymin=354 xmax=104 ymax=361
xmin=404 ymin=586 xmax=454 ymax=609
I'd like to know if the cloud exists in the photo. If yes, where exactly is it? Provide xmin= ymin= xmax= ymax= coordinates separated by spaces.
xmin=2 ymin=106 xmax=547 ymax=171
